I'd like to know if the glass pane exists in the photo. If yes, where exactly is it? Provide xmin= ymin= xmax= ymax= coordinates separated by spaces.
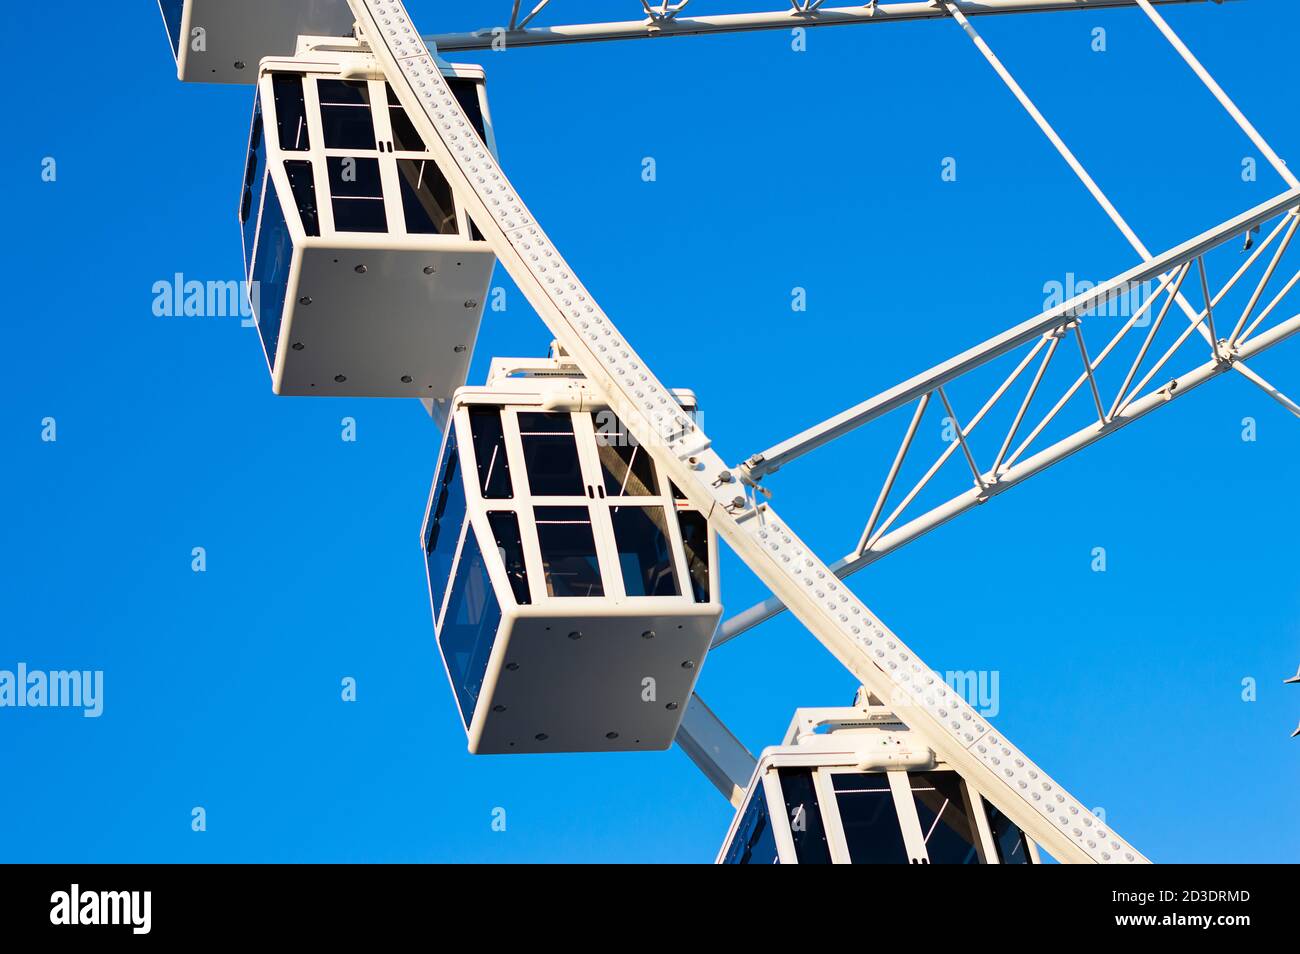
xmin=424 ymin=428 xmax=467 ymax=626
xmin=447 ymin=77 xmax=488 ymax=142
xmin=468 ymin=407 xmax=513 ymax=499
xmin=272 ymin=74 xmax=311 ymax=151
xmin=487 ymin=511 xmax=530 ymax=605
xmin=241 ymin=100 xmax=266 ymax=276
xmin=610 ymin=506 xmax=679 ymax=597
xmin=831 ymin=773 xmax=910 ymax=864
xmin=158 ymin=0 xmax=184 ymax=56
xmin=518 ymin=413 xmax=585 ymax=497
xmin=593 ymin=413 xmax=658 ymax=497
xmin=778 ymin=769 xmax=833 ymax=864
xmin=722 ymin=783 xmax=780 ymax=865
xmin=986 ymin=803 xmax=1032 ymax=864
xmin=317 ymin=79 xmax=376 ymax=151
xmin=398 ymin=159 xmax=458 ymax=235
xmin=676 ymin=509 xmax=710 ymax=603
xmin=535 ymin=506 xmax=604 ymax=598
xmin=387 ymin=85 xmax=427 ymax=151
xmin=438 ymin=531 xmax=501 ymax=727
xmin=250 ymin=181 xmax=293 ymax=368
xmin=328 ymin=156 xmax=387 ymax=233
xmin=910 ymin=772 xmax=981 ymax=864
xmin=283 ymin=160 xmax=321 ymax=237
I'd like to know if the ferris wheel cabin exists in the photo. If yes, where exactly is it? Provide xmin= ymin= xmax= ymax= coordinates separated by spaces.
xmin=719 ymin=694 xmax=1049 ymax=864
xmin=423 ymin=356 xmax=723 ymax=754
xmin=237 ymin=42 xmax=498 ymax=399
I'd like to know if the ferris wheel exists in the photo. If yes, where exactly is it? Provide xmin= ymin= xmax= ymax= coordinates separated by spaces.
xmin=155 ymin=0 xmax=1299 ymax=864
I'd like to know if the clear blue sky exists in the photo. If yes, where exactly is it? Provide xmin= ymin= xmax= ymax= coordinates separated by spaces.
xmin=1 ymin=0 xmax=1297 ymax=862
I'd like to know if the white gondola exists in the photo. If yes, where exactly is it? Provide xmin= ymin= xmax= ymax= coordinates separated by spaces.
xmin=156 ymin=1 xmax=355 ymax=85
xmin=718 ymin=691 xmax=1043 ymax=864
xmin=239 ymin=41 xmax=498 ymax=398
xmin=422 ymin=353 xmax=723 ymax=754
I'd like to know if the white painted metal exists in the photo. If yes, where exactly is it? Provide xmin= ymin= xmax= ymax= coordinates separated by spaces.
xmin=1133 ymin=0 xmax=1298 ymax=190
xmin=348 ymin=0 xmax=1155 ymax=863
xmin=717 ymin=701 xmax=1041 ymax=864
xmin=717 ymin=306 xmax=1300 ymax=643
xmin=157 ymin=0 xmax=356 ymax=84
xmin=244 ymin=46 xmax=497 ymax=398
xmin=154 ymin=0 xmax=1296 ymax=861
xmin=426 ymin=0 xmax=1221 ymax=52
xmin=943 ymin=1 xmax=1300 ymax=417
xmin=676 ymin=695 xmax=757 ymax=807
xmin=742 ymin=187 xmax=1300 ymax=481
xmin=426 ymin=366 xmax=722 ymax=753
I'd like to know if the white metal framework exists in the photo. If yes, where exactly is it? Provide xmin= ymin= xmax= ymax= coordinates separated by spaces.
xmin=717 ymin=695 xmax=1045 ymax=864
xmin=422 ymin=355 xmax=723 ymax=753
xmin=156 ymin=0 xmax=1297 ymax=861
xmin=425 ymin=0 xmax=1221 ymax=52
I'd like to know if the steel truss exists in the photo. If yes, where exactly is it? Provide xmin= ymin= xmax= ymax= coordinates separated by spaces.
xmin=427 ymin=0 xmax=1221 ymax=52
xmin=721 ymin=188 xmax=1300 ymax=642
xmin=341 ymin=0 xmax=1295 ymax=861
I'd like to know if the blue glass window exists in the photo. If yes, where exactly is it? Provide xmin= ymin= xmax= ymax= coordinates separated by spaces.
xmin=240 ymin=98 xmax=266 ymax=279
xmin=910 ymin=772 xmax=981 ymax=864
xmin=676 ymin=509 xmax=711 ymax=603
xmin=317 ymin=80 xmax=376 ymax=151
xmin=283 ymin=160 xmax=321 ymax=237
xmin=328 ymin=157 xmax=387 ymax=233
xmin=594 ymin=413 xmax=658 ymax=497
xmin=425 ymin=429 xmax=467 ymax=626
xmin=438 ymin=531 xmax=501 ymax=727
xmin=832 ymin=773 xmax=910 ymax=864
xmin=986 ymin=802 xmax=1032 ymax=864
xmin=518 ymin=413 xmax=585 ymax=498
xmin=387 ymin=85 xmax=427 ymax=152
xmin=447 ymin=77 xmax=487 ymax=142
xmin=779 ymin=769 xmax=833 ymax=864
xmin=487 ymin=511 xmax=530 ymax=605
xmin=611 ymin=506 xmax=679 ymax=597
xmin=398 ymin=159 xmax=459 ymax=236
xmin=469 ymin=407 xmax=512 ymax=499
xmin=722 ymin=783 xmax=780 ymax=865
xmin=250 ymin=184 xmax=294 ymax=370
xmin=535 ymin=506 xmax=604 ymax=597
xmin=157 ymin=1 xmax=184 ymax=57
xmin=272 ymin=75 xmax=311 ymax=152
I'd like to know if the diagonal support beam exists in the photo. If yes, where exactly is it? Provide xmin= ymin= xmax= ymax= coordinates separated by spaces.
xmin=352 ymin=0 xmax=1149 ymax=863
xmin=1133 ymin=0 xmax=1299 ymax=190
xmin=943 ymin=0 xmax=1300 ymax=424
xmin=675 ymin=694 xmax=758 ymax=807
